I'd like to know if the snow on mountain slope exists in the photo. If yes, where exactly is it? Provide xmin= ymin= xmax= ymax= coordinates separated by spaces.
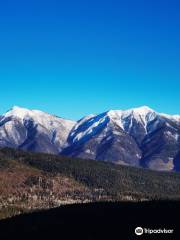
xmin=63 ymin=114 xmax=142 ymax=166
xmin=66 ymin=106 xmax=180 ymax=150
xmin=69 ymin=113 xmax=109 ymax=144
xmin=3 ymin=106 xmax=75 ymax=130
xmin=63 ymin=106 xmax=180 ymax=170
xmin=67 ymin=106 xmax=159 ymax=146
xmin=0 ymin=105 xmax=180 ymax=171
xmin=63 ymin=107 xmax=158 ymax=165
xmin=160 ymin=113 xmax=180 ymax=122
xmin=0 ymin=106 xmax=76 ymax=153
xmin=107 ymin=106 xmax=155 ymax=127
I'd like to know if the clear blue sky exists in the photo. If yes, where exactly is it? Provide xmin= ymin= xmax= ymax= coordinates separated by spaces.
xmin=0 ymin=0 xmax=180 ymax=120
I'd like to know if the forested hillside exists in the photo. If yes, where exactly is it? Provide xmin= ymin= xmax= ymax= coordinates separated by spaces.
xmin=1 ymin=147 xmax=180 ymax=219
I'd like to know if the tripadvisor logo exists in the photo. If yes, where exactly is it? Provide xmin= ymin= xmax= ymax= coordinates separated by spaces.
xmin=135 ymin=227 xmax=174 ymax=236
xmin=135 ymin=227 xmax=143 ymax=236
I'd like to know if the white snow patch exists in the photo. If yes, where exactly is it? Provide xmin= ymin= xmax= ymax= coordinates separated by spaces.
xmin=85 ymin=149 xmax=93 ymax=154
xmin=1 ymin=106 xmax=76 ymax=149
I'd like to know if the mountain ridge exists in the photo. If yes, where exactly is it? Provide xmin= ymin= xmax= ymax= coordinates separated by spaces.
xmin=0 ymin=105 xmax=180 ymax=171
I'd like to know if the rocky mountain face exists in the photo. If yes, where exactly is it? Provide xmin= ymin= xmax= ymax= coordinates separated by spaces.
xmin=0 ymin=106 xmax=76 ymax=154
xmin=62 ymin=106 xmax=180 ymax=171
xmin=0 ymin=106 xmax=180 ymax=171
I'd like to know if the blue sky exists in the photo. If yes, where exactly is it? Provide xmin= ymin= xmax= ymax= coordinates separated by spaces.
xmin=0 ymin=0 xmax=180 ymax=120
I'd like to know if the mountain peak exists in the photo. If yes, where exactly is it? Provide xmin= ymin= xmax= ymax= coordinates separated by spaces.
xmin=4 ymin=106 xmax=34 ymax=119
xmin=4 ymin=106 xmax=55 ymax=123
xmin=107 ymin=106 xmax=155 ymax=118
xmin=132 ymin=106 xmax=155 ymax=115
xmin=10 ymin=106 xmax=29 ymax=112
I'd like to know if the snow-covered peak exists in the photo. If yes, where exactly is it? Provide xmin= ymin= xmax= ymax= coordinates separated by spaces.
xmin=131 ymin=106 xmax=154 ymax=115
xmin=107 ymin=106 xmax=154 ymax=117
xmin=106 ymin=106 xmax=157 ymax=133
xmin=108 ymin=106 xmax=155 ymax=120
xmin=68 ymin=106 xmax=157 ymax=145
xmin=1 ymin=106 xmax=76 ymax=152
xmin=4 ymin=106 xmax=60 ymax=120
xmin=4 ymin=106 xmax=34 ymax=119
xmin=3 ymin=106 xmax=76 ymax=129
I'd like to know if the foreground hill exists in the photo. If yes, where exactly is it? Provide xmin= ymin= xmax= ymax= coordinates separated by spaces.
xmin=0 ymin=201 xmax=180 ymax=239
xmin=1 ymin=148 xmax=180 ymax=219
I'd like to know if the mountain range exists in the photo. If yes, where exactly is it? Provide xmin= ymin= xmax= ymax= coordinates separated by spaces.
xmin=0 ymin=106 xmax=180 ymax=171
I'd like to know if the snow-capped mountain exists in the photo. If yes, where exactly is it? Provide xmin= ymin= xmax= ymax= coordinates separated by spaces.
xmin=0 ymin=106 xmax=76 ymax=154
xmin=0 ymin=105 xmax=180 ymax=171
xmin=62 ymin=106 xmax=180 ymax=171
